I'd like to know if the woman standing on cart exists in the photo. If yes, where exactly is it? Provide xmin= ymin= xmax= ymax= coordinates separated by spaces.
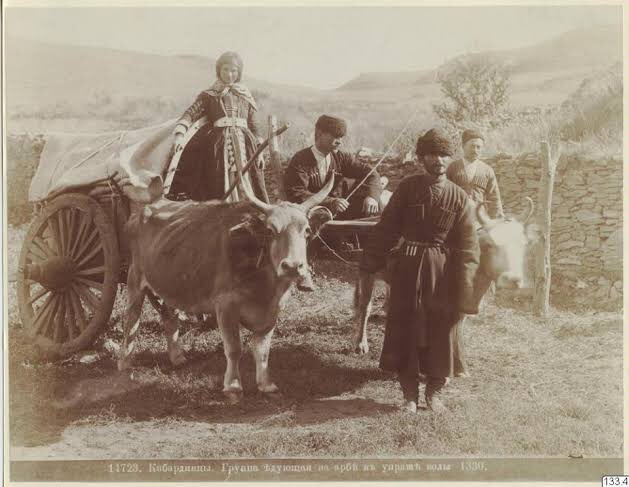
xmin=168 ymin=51 xmax=269 ymax=203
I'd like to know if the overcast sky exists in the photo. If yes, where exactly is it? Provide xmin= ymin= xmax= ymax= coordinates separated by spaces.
xmin=5 ymin=4 xmax=622 ymax=89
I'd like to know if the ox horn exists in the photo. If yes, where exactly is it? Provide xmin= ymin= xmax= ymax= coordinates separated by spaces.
xmin=476 ymin=202 xmax=492 ymax=227
xmin=518 ymin=197 xmax=535 ymax=223
xmin=238 ymin=177 xmax=273 ymax=213
xmin=299 ymin=174 xmax=335 ymax=212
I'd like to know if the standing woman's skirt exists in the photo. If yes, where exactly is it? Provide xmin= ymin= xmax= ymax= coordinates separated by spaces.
xmin=168 ymin=125 xmax=269 ymax=203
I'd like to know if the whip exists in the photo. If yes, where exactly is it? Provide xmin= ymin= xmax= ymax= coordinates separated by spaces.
xmin=343 ymin=105 xmax=423 ymax=203
xmin=222 ymin=123 xmax=290 ymax=202
xmin=311 ymin=105 xmax=423 ymax=259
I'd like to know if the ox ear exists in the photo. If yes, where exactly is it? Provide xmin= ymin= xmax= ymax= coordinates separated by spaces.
xmin=245 ymin=213 xmax=269 ymax=235
xmin=228 ymin=216 xmax=268 ymax=274
xmin=230 ymin=213 xmax=267 ymax=239
xmin=525 ymin=223 xmax=542 ymax=244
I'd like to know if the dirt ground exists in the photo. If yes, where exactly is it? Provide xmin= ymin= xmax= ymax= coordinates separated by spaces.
xmin=6 ymin=223 xmax=624 ymax=460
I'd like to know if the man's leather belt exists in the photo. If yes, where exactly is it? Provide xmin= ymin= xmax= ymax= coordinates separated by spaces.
xmin=403 ymin=240 xmax=445 ymax=257
xmin=214 ymin=117 xmax=248 ymax=128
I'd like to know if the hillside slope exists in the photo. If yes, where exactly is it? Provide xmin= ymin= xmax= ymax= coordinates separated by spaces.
xmin=338 ymin=24 xmax=621 ymax=92
xmin=5 ymin=37 xmax=319 ymax=111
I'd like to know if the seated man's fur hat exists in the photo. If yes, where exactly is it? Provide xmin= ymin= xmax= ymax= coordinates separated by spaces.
xmin=315 ymin=115 xmax=347 ymax=138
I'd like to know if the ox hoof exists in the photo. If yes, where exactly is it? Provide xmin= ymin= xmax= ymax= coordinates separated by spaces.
xmin=224 ymin=390 xmax=244 ymax=404
xmin=117 ymin=357 xmax=133 ymax=372
xmin=353 ymin=341 xmax=370 ymax=355
xmin=454 ymin=371 xmax=470 ymax=378
xmin=169 ymin=353 xmax=187 ymax=368
xmin=258 ymin=383 xmax=279 ymax=394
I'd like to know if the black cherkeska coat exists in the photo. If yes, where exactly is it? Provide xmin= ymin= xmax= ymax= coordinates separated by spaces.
xmin=283 ymin=148 xmax=381 ymax=218
xmin=361 ymin=173 xmax=480 ymax=378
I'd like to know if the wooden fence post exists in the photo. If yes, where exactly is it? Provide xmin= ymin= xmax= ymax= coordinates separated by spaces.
xmin=267 ymin=115 xmax=285 ymax=201
xmin=533 ymin=141 xmax=560 ymax=316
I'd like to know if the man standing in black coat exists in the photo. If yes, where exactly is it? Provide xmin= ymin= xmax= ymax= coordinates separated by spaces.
xmin=360 ymin=128 xmax=480 ymax=413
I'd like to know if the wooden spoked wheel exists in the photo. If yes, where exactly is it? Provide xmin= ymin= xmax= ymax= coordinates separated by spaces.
xmin=17 ymin=193 xmax=120 ymax=359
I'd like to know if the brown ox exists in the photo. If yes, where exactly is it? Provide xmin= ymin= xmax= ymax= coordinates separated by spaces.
xmin=353 ymin=198 xmax=539 ymax=354
xmin=118 ymin=177 xmax=334 ymax=400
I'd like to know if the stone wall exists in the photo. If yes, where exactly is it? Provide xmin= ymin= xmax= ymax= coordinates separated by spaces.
xmin=7 ymin=132 xmax=623 ymax=305
xmin=369 ymin=152 xmax=622 ymax=306
xmin=486 ymin=154 xmax=622 ymax=302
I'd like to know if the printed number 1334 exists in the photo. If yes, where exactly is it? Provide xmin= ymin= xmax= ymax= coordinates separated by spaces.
xmin=603 ymin=477 xmax=629 ymax=486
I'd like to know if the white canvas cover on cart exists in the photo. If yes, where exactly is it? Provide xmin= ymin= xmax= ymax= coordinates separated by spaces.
xmin=28 ymin=119 xmax=179 ymax=202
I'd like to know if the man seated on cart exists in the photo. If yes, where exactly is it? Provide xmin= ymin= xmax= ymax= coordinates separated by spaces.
xmin=283 ymin=115 xmax=383 ymax=221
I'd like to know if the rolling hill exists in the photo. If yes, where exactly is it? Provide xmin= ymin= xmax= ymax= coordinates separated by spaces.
xmin=337 ymin=24 xmax=621 ymax=99
xmin=4 ymin=23 xmax=622 ymax=154
xmin=4 ymin=37 xmax=319 ymax=112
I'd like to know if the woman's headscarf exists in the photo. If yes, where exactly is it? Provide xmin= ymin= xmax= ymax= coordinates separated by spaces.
xmin=214 ymin=51 xmax=244 ymax=82
xmin=206 ymin=51 xmax=257 ymax=110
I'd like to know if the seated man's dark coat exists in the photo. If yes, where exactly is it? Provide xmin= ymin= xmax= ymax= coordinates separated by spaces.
xmin=283 ymin=149 xmax=381 ymax=219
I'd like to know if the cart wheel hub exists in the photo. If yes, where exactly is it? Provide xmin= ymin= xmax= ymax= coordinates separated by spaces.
xmin=24 ymin=257 xmax=78 ymax=290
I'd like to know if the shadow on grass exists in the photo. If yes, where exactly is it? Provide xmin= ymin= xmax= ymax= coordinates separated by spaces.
xmin=492 ymin=288 xmax=534 ymax=313
xmin=9 ymin=329 xmax=393 ymax=448
xmin=493 ymin=286 xmax=622 ymax=315
xmin=311 ymin=259 xmax=358 ymax=283
xmin=294 ymin=397 xmax=397 ymax=426
xmin=552 ymin=317 xmax=622 ymax=339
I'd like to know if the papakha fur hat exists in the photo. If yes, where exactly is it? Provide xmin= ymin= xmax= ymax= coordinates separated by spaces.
xmin=415 ymin=128 xmax=454 ymax=157
xmin=461 ymin=129 xmax=485 ymax=145
xmin=315 ymin=115 xmax=347 ymax=138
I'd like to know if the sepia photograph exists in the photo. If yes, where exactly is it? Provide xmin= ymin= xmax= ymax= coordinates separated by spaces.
xmin=3 ymin=1 xmax=625 ymax=484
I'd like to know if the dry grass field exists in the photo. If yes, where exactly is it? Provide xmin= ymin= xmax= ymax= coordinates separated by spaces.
xmin=7 ymin=223 xmax=623 ymax=460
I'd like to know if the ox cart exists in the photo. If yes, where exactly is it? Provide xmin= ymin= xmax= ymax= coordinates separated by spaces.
xmin=16 ymin=119 xmax=378 ymax=359
xmin=18 ymin=160 xmax=143 ymax=359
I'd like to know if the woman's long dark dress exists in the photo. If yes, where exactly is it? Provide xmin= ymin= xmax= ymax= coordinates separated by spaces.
xmin=169 ymin=90 xmax=269 ymax=203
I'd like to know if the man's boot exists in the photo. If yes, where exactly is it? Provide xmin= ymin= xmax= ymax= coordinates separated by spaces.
xmin=425 ymin=377 xmax=448 ymax=413
xmin=399 ymin=371 xmax=419 ymax=413
xmin=401 ymin=400 xmax=418 ymax=413
xmin=452 ymin=315 xmax=470 ymax=378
